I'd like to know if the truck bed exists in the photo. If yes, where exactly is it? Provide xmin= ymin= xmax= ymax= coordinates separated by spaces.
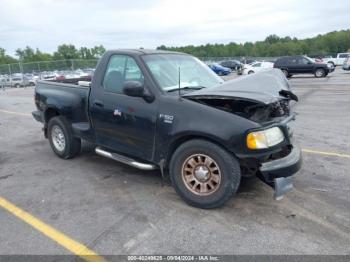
xmin=34 ymin=80 xmax=91 ymax=135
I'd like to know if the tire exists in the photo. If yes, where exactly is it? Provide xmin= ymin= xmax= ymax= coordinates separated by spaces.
xmin=169 ymin=139 xmax=241 ymax=209
xmin=315 ymin=68 xmax=326 ymax=78
xmin=248 ymin=70 xmax=254 ymax=74
xmin=47 ymin=116 xmax=81 ymax=159
xmin=14 ymin=84 xmax=20 ymax=88
xmin=327 ymin=62 xmax=335 ymax=70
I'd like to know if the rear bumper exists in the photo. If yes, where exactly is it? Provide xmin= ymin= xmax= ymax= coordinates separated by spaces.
xmin=32 ymin=110 xmax=44 ymax=123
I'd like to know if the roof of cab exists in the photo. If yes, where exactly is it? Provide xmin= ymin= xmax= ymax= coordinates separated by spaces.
xmin=105 ymin=49 xmax=186 ymax=56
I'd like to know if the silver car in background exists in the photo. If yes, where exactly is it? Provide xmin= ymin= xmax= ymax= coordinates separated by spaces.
xmin=1 ymin=76 xmax=30 ymax=88
xmin=343 ymin=57 xmax=350 ymax=71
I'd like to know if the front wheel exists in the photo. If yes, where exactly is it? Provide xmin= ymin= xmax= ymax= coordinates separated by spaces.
xmin=169 ymin=139 xmax=241 ymax=209
xmin=48 ymin=116 xmax=81 ymax=159
xmin=315 ymin=68 xmax=326 ymax=78
xmin=327 ymin=62 xmax=335 ymax=70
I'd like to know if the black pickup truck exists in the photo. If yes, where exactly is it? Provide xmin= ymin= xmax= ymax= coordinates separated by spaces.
xmin=32 ymin=49 xmax=302 ymax=208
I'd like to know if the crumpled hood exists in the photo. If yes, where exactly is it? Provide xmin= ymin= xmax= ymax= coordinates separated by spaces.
xmin=183 ymin=68 xmax=297 ymax=104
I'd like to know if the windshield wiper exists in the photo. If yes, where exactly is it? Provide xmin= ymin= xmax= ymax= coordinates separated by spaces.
xmin=166 ymin=86 xmax=205 ymax=92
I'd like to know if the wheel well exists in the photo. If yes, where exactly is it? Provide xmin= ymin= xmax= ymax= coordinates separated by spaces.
xmin=44 ymin=108 xmax=60 ymax=136
xmin=314 ymin=67 xmax=325 ymax=72
xmin=45 ymin=108 xmax=60 ymax=124
xmin=165 ymin=135 xmax=232 ymax=169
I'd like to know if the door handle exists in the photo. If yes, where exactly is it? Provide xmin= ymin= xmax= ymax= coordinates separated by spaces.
xmin=93 ymin=100 xmax=104 ymax=107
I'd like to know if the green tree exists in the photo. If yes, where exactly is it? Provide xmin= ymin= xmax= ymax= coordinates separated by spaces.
xmin=15 ymin=46 xmax=52 ymax=62
xmin=90 ymin=45 xmax=106 ymax=58
xmin=0 ymin=47 xmax=17 ymax=64
xmin=53 ymin=44 xmax=80 ymax=60
xmin=157 ymin=30 xmax=350 ymax=58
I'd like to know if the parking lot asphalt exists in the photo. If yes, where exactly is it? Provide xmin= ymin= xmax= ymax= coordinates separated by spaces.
xmin=0 ymin=68 xmax=349 ymax=257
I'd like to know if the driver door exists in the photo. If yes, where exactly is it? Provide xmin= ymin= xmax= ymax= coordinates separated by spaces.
xmin=90 ymin=55 xmax=157 ymax=161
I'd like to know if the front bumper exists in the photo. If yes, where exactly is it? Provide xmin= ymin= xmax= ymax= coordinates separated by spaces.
xmin=259 ymin=145 xmax=302 ymax=199
xmin=32 ymin=110 xmax=44 ymax=123
xmin=260 ymin=145 xmax=302 ymax=180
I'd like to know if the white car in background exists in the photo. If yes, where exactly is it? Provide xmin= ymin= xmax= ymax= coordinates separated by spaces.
xmin=241 ymin=61 xmax=274 ymax=75
xmin=322 ymin=53 xmax=350 ymax=68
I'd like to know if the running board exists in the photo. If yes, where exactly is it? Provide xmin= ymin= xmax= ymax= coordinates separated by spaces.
xmin=95 ymin=147 xmax=157 ymax=171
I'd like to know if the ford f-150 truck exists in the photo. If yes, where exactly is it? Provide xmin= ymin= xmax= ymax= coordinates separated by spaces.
xmin=32 ymin=49 xmax=302 ymax=209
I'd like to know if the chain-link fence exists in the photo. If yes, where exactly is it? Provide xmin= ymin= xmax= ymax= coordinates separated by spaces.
xmin=199 ymin=56 xmax=279 ymax=63
xmin=0 ymin=56 xmax=280 ymax=89
xmin=0 ymin=59 xmax=98 ymax=77
xmin=0 ymin=57 xmax=280 ymax=76
xmin=0 ymin=59 xmax=99 ymax=89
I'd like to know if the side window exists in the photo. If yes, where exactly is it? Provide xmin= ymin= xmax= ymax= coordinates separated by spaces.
xmin=289 ymin=58 xmax=298 ymax=65
xmin=103 ymin=55 xmax=144 ymax=94
xmin=252 ymin=63 xmax=261 ymax=67
xmin=339 ymin=54 xmax=349 ymax=58
xmin=125 ymin=58 xmax=143 ymax=81
xmin=298 ymin=58 xmax=309 ymax=65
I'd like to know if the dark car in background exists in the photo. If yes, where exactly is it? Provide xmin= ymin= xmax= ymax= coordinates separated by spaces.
xmin=220 ymin=60 xmax=242 ymax=71
xmin=274 ymin=55 xmax=332 ymax=78
xmin=208 ymin=63 xmax=231 ymax=75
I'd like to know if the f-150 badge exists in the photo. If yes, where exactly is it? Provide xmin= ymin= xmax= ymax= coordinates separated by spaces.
xmin=159 ymin=114 xmax=174 ymax=124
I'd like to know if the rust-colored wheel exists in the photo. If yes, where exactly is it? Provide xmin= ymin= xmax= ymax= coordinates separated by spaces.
xmin=170 ymin=139 xmax=241 ymax=209
xmin=181 ymin=154 xmax=221 ymax=196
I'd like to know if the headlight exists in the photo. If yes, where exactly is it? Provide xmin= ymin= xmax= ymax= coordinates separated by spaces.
xmin=247 ymin=127 xmax=284 ymax=149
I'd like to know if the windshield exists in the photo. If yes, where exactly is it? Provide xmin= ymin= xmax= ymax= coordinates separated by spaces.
xmin=305 ymin=56 xmax=315 ymax=63
xmin=142 ymin=54 xmax=223 ymax=91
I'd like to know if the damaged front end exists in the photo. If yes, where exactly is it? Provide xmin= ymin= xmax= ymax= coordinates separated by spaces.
xmin=185 ymin=96 xmax=292 ymax=124
xmin=183 ymin=69 xmax=302 ymax=199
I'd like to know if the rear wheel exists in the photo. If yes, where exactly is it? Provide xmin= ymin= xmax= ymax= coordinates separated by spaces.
xmin=48 ymin=116 xmax=81 ymax=159
xmin=169 ymin=139 xmax=241 ymax=209
xmin=248 ymin=70 xmax=254 ymax=74
xmin=315 ymin=68 xmax=326 ymax=78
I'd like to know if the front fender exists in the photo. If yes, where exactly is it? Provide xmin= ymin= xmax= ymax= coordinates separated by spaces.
xmin=153 ymin=96 xmax=259 ymax=164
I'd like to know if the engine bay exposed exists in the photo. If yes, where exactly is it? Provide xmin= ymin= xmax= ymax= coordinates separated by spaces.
xmin=190 ymin=97 xmax=291 ymax=123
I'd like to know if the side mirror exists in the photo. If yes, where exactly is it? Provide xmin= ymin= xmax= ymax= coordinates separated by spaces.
xmin=307 ymin=61 xmax=313 ymax=65
xmin=123 ymin=81 xmax=144 ymax=97
xmin=123 ymin=81 xmax=155 ymax=103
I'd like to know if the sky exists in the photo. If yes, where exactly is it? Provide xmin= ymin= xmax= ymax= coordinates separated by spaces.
xmin=0 ymin=0 xmax=349 ymax=55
